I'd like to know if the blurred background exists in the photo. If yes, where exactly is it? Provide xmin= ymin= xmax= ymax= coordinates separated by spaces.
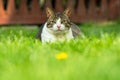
xmin=0 ymin=0 xmax=120 ymax=80
xmin=0 ymin=0 xmax=120 ymax=25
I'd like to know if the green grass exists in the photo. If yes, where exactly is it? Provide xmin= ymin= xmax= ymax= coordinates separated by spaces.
xmin=0 ymin=21 xmax=120 ymax=80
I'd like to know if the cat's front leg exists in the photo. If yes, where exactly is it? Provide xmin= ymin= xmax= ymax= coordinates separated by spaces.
xmin=41 ymin=33 xmax=56 ymax=43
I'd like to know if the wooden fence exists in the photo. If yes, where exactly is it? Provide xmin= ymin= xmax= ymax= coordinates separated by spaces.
xmin=0 ymin=0 xmax=120 ymax=25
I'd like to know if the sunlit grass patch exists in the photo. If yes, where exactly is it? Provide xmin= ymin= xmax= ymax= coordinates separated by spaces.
xmin=0 ymin=22 xmax=120 ymax=80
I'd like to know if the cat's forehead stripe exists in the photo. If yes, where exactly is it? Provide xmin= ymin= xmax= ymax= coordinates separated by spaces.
xmin=55 ymin=13 xmax=67 ymax=19
xmin=56 ymin=18 xmax=61 ymax=25
xmin=57 ymin=18 xmax=61 ymax=22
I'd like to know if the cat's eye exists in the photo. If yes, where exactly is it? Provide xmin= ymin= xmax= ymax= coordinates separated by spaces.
xmin=50 ymin=20 xmax=55 ymax=23
xmin=62 ymin=19 xmax=67 ymax=23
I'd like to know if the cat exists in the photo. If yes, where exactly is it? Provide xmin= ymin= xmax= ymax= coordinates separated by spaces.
xmin=36 ymin=7 xmax=82 ymax=43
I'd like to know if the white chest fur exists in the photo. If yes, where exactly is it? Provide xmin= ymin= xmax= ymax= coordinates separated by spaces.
xmin=41 ymin=23 xmax=73 ymax=43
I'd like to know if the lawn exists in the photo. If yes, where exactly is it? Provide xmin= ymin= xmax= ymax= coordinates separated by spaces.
xmin=0 ymin=21 xmax=120 ymax=80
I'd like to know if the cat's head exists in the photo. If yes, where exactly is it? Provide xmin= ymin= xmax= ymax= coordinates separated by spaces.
xmin=45 ymin=7 xmax=72 ymax=34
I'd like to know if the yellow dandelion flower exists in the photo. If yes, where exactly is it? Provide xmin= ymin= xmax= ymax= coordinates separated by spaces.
xmin=55 ymin=52 xmax=68 ymax=60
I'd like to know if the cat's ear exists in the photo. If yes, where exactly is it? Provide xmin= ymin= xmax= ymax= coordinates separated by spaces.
xmin=63 ymin=8 xmax=72 ymax=17
xmin=46 ymin=7 xmax=54 ymax=17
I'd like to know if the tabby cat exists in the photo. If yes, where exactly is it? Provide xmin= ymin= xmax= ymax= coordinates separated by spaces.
xmin=36 ymin=8 xmax=82 ymax=43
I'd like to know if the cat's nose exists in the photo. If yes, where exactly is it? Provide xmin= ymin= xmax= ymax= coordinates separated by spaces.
xmin=57 ymin=26 xmax=61 ymax=28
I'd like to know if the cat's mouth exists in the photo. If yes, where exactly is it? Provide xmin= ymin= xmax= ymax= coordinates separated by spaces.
xmin=55 ymin=28 xmax=68 ymax=32
xmin=48 ymin=28 xmax=68 ymax=34
xmin=55 ymin=30 xmax=63 ymax=32
xmin=57 ymin=29 xmax=62 ymax=31
xmin=54 ymin=29 xmax=69 ymax=34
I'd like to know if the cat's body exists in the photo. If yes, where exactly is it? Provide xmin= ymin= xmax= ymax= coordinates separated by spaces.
xmin=36 ymin=8 xmax=82 ymax=43
xmin=39 ymin=22 xmax=74 ymax=43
